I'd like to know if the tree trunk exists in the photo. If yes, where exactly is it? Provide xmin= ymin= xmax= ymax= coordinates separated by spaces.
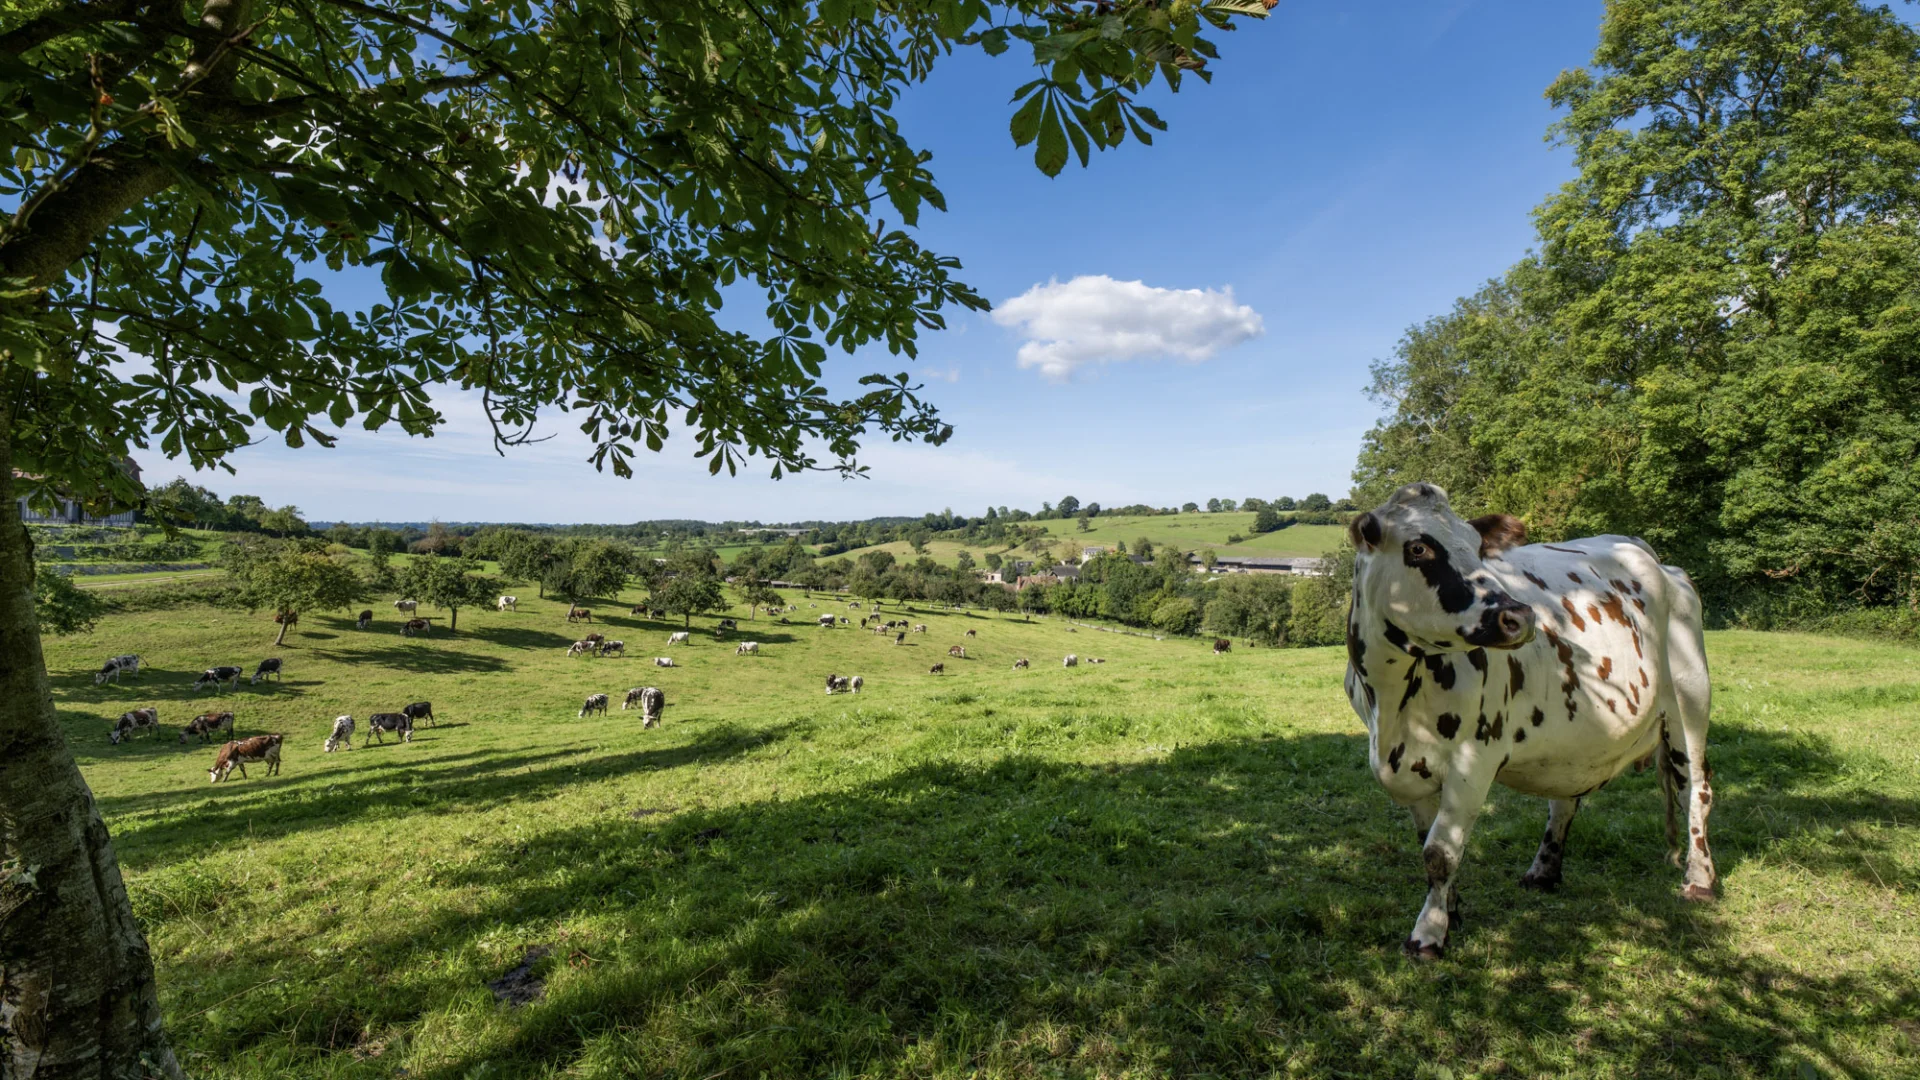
xmin=273 ymin=611 xmax=290 ymax=647
xmin=0 ymin=406 xmax=185 ymax=1078
xmin=449 ymin=606 xmax=458 ymax=632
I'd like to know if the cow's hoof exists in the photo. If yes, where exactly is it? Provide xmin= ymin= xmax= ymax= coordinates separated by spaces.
xmin=1402 ymin=938 xmax=1445 ymax=962
xmin=1519 ymin=871 xmax=1560 ymax=892
xmin=1680 ymin=883 xmax=1717 ymax=903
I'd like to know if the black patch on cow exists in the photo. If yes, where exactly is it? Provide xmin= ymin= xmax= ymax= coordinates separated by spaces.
xmin=1423 ymin=844 xmax=1454 ymax=888
xmin=1423 ymin=654 xmax=1457 ymax=690
xmin=1566 ymin=571 xmax=1582 ymax=584
xmin=1436 ymin=712 xmax=1462 ymax=739
xmin=1523 ymin=571 xmax=1549 ymax=589
xmin=1351 ymin=511 xmax=1382 ymax=549
xmin=1382 ymin=620 xmax=1411 ymax=652
xmin=1403 ymin=533 xmax=1474 ymax=614
xmin=1467 ymin=648 xmax=1488 ymax=679
xmin=1346 ymin=621 xmax=1369 ymax=678
xmin=1398 ymin=673 xmax=1424 ymax=711
xmin=1507 ymin=654 xmax=1526 ymax=695
xmin=1513 ymin=726 xmax=1526 ymax=743
xmin=1362 ymin=682 xmax=1377 ymax=709
xmin=1388 ymin=743 xmax=1405 ymax=773
xmin=1474 ymin=712 xmax=1504 ymax=742
xmin=1530 ymin=706 xmax=1545 ymax=727
xmin=1545 ymin=544 xmax=1585 ymax=554
xmin=1411 ymin=757 xmax=1432 ymax=779
xmin=1432 ymin=639 xmax=1452 ymax=648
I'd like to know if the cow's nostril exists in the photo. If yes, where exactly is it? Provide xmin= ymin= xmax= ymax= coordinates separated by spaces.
xmin=1498 ymin=610 xmax=1525 ymax=637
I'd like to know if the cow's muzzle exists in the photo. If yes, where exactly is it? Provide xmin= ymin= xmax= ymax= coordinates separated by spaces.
xmin=1464 ymin=598 xmax=1535 ymax=649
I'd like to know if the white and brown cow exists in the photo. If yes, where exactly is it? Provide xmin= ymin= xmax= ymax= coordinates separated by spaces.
xmin=180 ymin=710 xmax=234 ymax=744
xmin=94 ymin=654 xmax=141 ymax=685
xmin=401 ymin=618 xmax=431 ymax=637
xmin=1344 ymin=482 xmax=1715 ymax=961
xmin=210 ymin=734 xmax=283 ymax=781
xmin=108 ymin=707 xmax=159 ymax=745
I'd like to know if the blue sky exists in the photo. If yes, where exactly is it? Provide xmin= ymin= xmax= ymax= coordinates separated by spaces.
xmin=156 ymin=1 xmax=1606 ymax=524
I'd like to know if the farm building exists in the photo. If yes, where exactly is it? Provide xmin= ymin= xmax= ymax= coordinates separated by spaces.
xmin=12 ymin=459 xmax=142 ymax=526
xmin=1189 ymin=553 xmax=1328 ymax=576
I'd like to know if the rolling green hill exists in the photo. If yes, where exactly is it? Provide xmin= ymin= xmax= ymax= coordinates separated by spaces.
xmin=1028 ymin=512 xmax=1348 ymax=559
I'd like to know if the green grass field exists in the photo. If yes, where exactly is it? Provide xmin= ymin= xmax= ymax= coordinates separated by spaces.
xmin=46 ymin=593 xmax=1920 ymax=1078
xmin=1028 ymin=512 xmax=1350 ymax=560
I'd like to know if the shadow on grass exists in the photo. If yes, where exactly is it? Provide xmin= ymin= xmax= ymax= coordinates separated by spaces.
xmin=151 ymin=721 xmax=1920 ymax=1079
xmin=108 ymin=722 xmax=798 ymax=868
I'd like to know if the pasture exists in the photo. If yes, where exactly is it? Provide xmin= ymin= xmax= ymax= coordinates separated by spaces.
xmin=48 ymin=592 xmax=1920 ymax=1079
xmin=1025 ymin=512 xmax=1349 ymax=560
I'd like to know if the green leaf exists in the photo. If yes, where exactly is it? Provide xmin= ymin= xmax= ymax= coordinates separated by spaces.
xmin=1034 ymin=100 xmax=1069 ymax=177
xmin=1009 ymin=92 xmax=1045 ymax=147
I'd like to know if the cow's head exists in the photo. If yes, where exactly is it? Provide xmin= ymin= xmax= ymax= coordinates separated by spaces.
xmin=1348 ymin=483 xmax=1535 ymax=652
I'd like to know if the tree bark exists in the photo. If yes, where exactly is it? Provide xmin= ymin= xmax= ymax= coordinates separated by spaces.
xmin=0 ymin=395 xmax=185 ymax=1078
xmin=273 ymin=610 xmax=289 ymax=646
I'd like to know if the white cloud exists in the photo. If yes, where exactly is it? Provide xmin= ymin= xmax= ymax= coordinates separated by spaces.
xmin=992 ymin=275 xmax=1264 ymax=382
xmin=919 ymin=366 xmax=961 ymax=384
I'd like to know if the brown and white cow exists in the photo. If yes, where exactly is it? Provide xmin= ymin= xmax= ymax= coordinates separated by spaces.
xmin=108 ymin=707 xmax=159 ymax=745
xmin=1212 ymin=638 xmax=1231 ymax=656
xmin=947 ymin=645 xmax=966 ymax=659
xmin=401 ymin=618 xmax=430 ymax=636
xmin=210 ymin=734 xmax=283 ymax=781
xmin=1344 ymin=483 xmax=1715 ymax=961
xmin=180 ymin=710 xmax=235 ymax=744
xmin=567 ymin=606 xmax=593 ymax=623
xmin=1013 ymin=658 xmax=1030 ymax=670
xmin=928 ymin=663 xmax=944 ymax=675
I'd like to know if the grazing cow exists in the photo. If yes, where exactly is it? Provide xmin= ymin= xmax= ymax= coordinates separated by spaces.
xmin=567 ymin=640 xmax=595 ymax=658
xmin=894 ymin=632 xmax=906 ymax=645
xmin=839 ymin=616 xmax=850 ymax=625
xmin=598 ymin=640 xmax=625 ymax=658
xmin=826 ymin=674 xmax=851 ymax=695
xmin=583 ymin=632 xmax=606 ymax=646
xmin=654 ymin=657 xmax=675 ymax=667
xmin=625 ymin=686 xmax=665 ymax=728
xmin=849 ymin=602 xmax=861 ymax=609
xmin=851 ymin=675 xmax=863 ymax=694
xmin=1213 ymin=638 xmax=1231 ymax=656
xmin=947 ymin=645 xmax=966 ymax=659
xmin=649 ymin=608 xmax=667 ymax=618
xmin=180 ymin=711 xmax=234 ymax=744
xmin=107 ymin=707 xmax=159 ymax=745
xmin=735 ymin=641 xmax=760 ymax=656
xmin=210 ymin=734 xmax=283 ymax=782
xmin=1343 ymin=482 xmax=1716 ymax=961
xmin=928 ymin=662 xmax=945 ymax=675
xmin=193 ymin=666 xmax=243 ymax=693
xmin=964 ymin=629 xmax=977 ymax=638
xmin=717 ymin=619 xmax=738 ymax=632
xmin=579 ymin=693 xmax=609 ymax=717
xmin=251 ymin=657 xmax=283 ymax=685
xmin=402 ymin=701 xmax=435 ymax=727
xmin=357 ymin=609 xmax=374 ymax=629
xmin=364 ymin=712 xmax=413 ymax=745
xmin=668 ymin=631 xmax=691 ymax=645
xmin=272 ymin=611 xmax=299 ymax=628
xmin=93 ymin=654 xmax=141 ymax=685
xmin=1063 ymin=654 xmax=1078 ymax=668
xmin=497 ymin=595 xmax=518 ymax=612
xmin=323 ymin=715 xmax=355 ymax=752
xmin=401 ymin=618 xmax=430 ymax=637
xmin=567 ymin=606 xmax=593 ymax=623
xmin=817 ymin=614 xmax=836 ymax=628
xmin=395 ymin=599 xmax=418 ymax=614
xmin=913 ymin=624 xmax=928 ymax=634
xmin=1088 ymin=657 xmax=1106 ymax=664
xmin=630 ymin=604 xmax=649 ymax=615
xmin=1013 ymin=658 xmax=1030 ymax=670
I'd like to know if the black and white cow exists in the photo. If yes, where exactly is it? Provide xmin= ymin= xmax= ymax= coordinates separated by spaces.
xmin=598 ymin=640 xmax=625 ymax=658
xmin=579 ymin=693 xmax=610 ymax=717
xmin=357 ymin=609 xmax=374 ymax=630
xmin=324 ymin=714 xmax=355 ymax=752
xmin=1062 ymin=654 xmax=1077 ymax=668
xmin=402 ymin=701 xmax=435 ymax=727
xmin=622 ymin=686 xmax=666 ymax=728
xmin=825 ymin=673 xmax=850 ymax=695
xmin=1013 ymin=658 xmax=1029 ymax=670
xmin=94 ymin=654 xmax=141 ymax=685
xmin=364 ymin=712 xmax=413 ymax=745
xmin=817 ymin=614 xmax=837 ymax=628
xmin=108 ymin=707 xmax=159 ymax=745
xmin=1344 ymin=482 xmax=1716 ymax=961
xmin=193 ymin=666 xmax=244 ymax=693
xmin=251 ymin=657 xmax=283 ymax=685
xmin=180 ymin=710 xmax=234 ymax=744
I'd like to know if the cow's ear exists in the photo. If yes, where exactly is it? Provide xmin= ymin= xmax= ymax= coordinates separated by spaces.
xmin=1348 ymin=511 xmax=1382 ymax=552
xmin=1470 ymin=513 xmax=1527 ymax=557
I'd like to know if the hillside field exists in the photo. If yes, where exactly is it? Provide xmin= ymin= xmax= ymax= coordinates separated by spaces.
xmin=1028 ymin=512 xmax=1349 ymax=559
xmin=46 ymin=593 xmax=1920 ymax=1079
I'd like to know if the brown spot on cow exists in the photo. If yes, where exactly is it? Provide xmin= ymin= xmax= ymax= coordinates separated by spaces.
xmin=1586 ymin=603 xmax=1603 ymax=626
xmin=1560 ymin=597 xmax=1587 ymax=631
xmin=1630 ymin=579 xmax=1643 ymax=594
xmin=1566 ymin=571 xmax=1582 ymax=584
xmin=1610 ymin=578 xmax=1631 ymax=594
xmin=1598 ymin=592 xmax=1633 ymax=627
xmin=1597 ymin=656 xmax=1613 ymax=681
xmin=1694 ymin=835 xmax=1708 ymax=853
xmin=1605 ymin=698 xmax=1617 ymax=713
xmin=1631 ymin=597 xmax=1646 ymax=613
xmin=1639 ymin=667 xmax=1650 ymax=688
xmin=1699 ymin=790 xmax=1712 ymax=804
xmin=1523 ymin=571 xmax=1550 ymax=589
xmin=1411 ymin=757 xmax=1432 ymax=780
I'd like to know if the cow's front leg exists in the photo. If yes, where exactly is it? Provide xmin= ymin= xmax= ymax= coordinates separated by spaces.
xmin=1405 ymin=766 xmax=1496 ymax=961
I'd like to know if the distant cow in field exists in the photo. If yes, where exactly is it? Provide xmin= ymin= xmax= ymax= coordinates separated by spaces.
xmin=1087 ymin=657 xmax=1105 ymax=664
xmin=210 ymin=734 xmax=283 ymax=782
xmin=630 ymin=605 xmax=648 ymax=615
xmin=598 ymin=640 xmax=625 ymax=658
xmin=324 ymin=715 xmax=355 ymax=752
xmin=928 ymin=663 xmax=945 ymax=675
xmin=357 ymin=609 xmax=374 ymax=629
xmin=654 ymin=657 xmax=675 ymax=667
xmin=402 ymin=701 xmax=435 ymax=727
xmin=735 ymin=641 xmax=760 ymax=656
xmin=894 ymin=632 xmax=906 ymax=645
xmin=395 ymin=599 xmax=418 ymax=614
xmin=94 ymin=654 xmax=141 ymax=685
xmin=180 ymin=711 xmax=234 ymax=744
xmin=624 ymin=686 xmax=666 ymax=727
xmin=401 ymin=618 xmax=431 ymax=637
xmin=717 ymin=619 xmax=738 ymax=632
xmin=817 ymin=614 xmax=836 ymax=628
xmin=947 ymin=645 xmax=966 ymax=659
xmin=364 ymin=712 xmax=413 ymax=745
xmin=964 ymin=629 xmax=977 ymax=638
xmin=849 ymin=602 xmax=861 ymax=609
xmin=1063 ymin=654 xmax=1078 ymax=668
xmin=582 ymin=632 xmax=605 ymax=647
xmin=579 ymin=693 xmax=609 ymax=717
xmin=567 ymin=640 xmax=596 ymax=658
xmin=648 ymin=608 xmax=666 ymax=618
xmin=251 ymin=657 xmax=283 ymax=684
xmin=567 ymin=606 xmax=592 ymax=623
xmin=193 ymin=666 xmax=243 ymax=693
xmin=826 ymin=674 xmax=850 ymax=695
xmin=108 ymin=707 xmax=159 ymax=745
xmin=1212 ymin=638 xmax=1231 ymax=656
xmin=668 ymin=631 xmax=690 ymax=645
xmin=913 ymin=624 xmax=928 ymax=634
xmin=1013 ymin=658 xmax=1030 ymax=670
xmin=497 ymin=595 xmax=518 ymax=612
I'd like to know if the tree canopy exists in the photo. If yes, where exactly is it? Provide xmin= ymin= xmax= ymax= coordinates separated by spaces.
xmin=223 ymin=537 xmax=363 ymax=643
xmin=401 ymin=552 xmax=495 ymax=630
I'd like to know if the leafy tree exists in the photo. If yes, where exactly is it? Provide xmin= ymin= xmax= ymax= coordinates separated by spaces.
xmin=737 ymin=582 xmax=785 ymax=621
xmin=401 ymin=554 xmax=494 ymax=631
xmin=1056 ymin=495 xmax=1081 ymax=517
xmin=1253 ymin=505 xmax=1282 ymax=534
xmin=1205 ymin=574 xmax=1292 ymax=646
xmin=1206 ymin=499 xmax=1222 ymax=513
xmin=1274 ymin=496 xmax=1297 ymax=511
xmin=1134 ymin=536 xmax=1154 ymax=558
xmin=1150 ymin=595 xmax=1201 ymax=635
xmin=1075 ymin=513 xmax=1092 ymax=532
xmin=1114 ymin=539 xmax=1127 ymax=555
xmin=1299 ymin=493 xmax=1332 ymax=512
xmin=1182 ymin=502 xmax=1200 ymax=513
xmin=907 ymin=529 xmax=931 ymax=556
xmin=0 ymin=0 xmax=1272 ymax=1065
xmin=1287 ymin=545 xmax=1355 ymax=647
xmin=1200 ymin=549 xmax=1220 ymax=570
xmin=652 ymin=554 xmax=726 ymax=629
xmin=984 ymin=552 xmax=1003 ymax=571
xmin=226 ymin=539 xmax=364 ymax=645
xmin=1084 ymin=502 xmax=1100 ymax=518
xmin=1331 ymin=497 xmax=1357 ymax=512
xmin=1219 ymin=498 xmax=1237 ymax=512
xmin=366 ymin=530 xmax=403 ymax=558
xmin=955 ymin=549 xmax=975 ymax=573
xmin=34 ymin=565 xmax=105 ymax=636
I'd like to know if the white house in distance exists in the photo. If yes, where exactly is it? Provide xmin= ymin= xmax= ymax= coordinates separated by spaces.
xmin=13 ymin=459 xmax=142 ymax=527
xmin=1188 ymin=553 xmax=1328 ymax=576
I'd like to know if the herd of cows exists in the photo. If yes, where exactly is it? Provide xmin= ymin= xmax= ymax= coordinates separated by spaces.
xmin=76 ymin=483 xmax=1728 ymax=962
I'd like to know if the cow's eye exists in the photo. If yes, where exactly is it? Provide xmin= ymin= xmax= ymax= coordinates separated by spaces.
xmin=1407 ymin=541 xmax=1432 ymax=561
